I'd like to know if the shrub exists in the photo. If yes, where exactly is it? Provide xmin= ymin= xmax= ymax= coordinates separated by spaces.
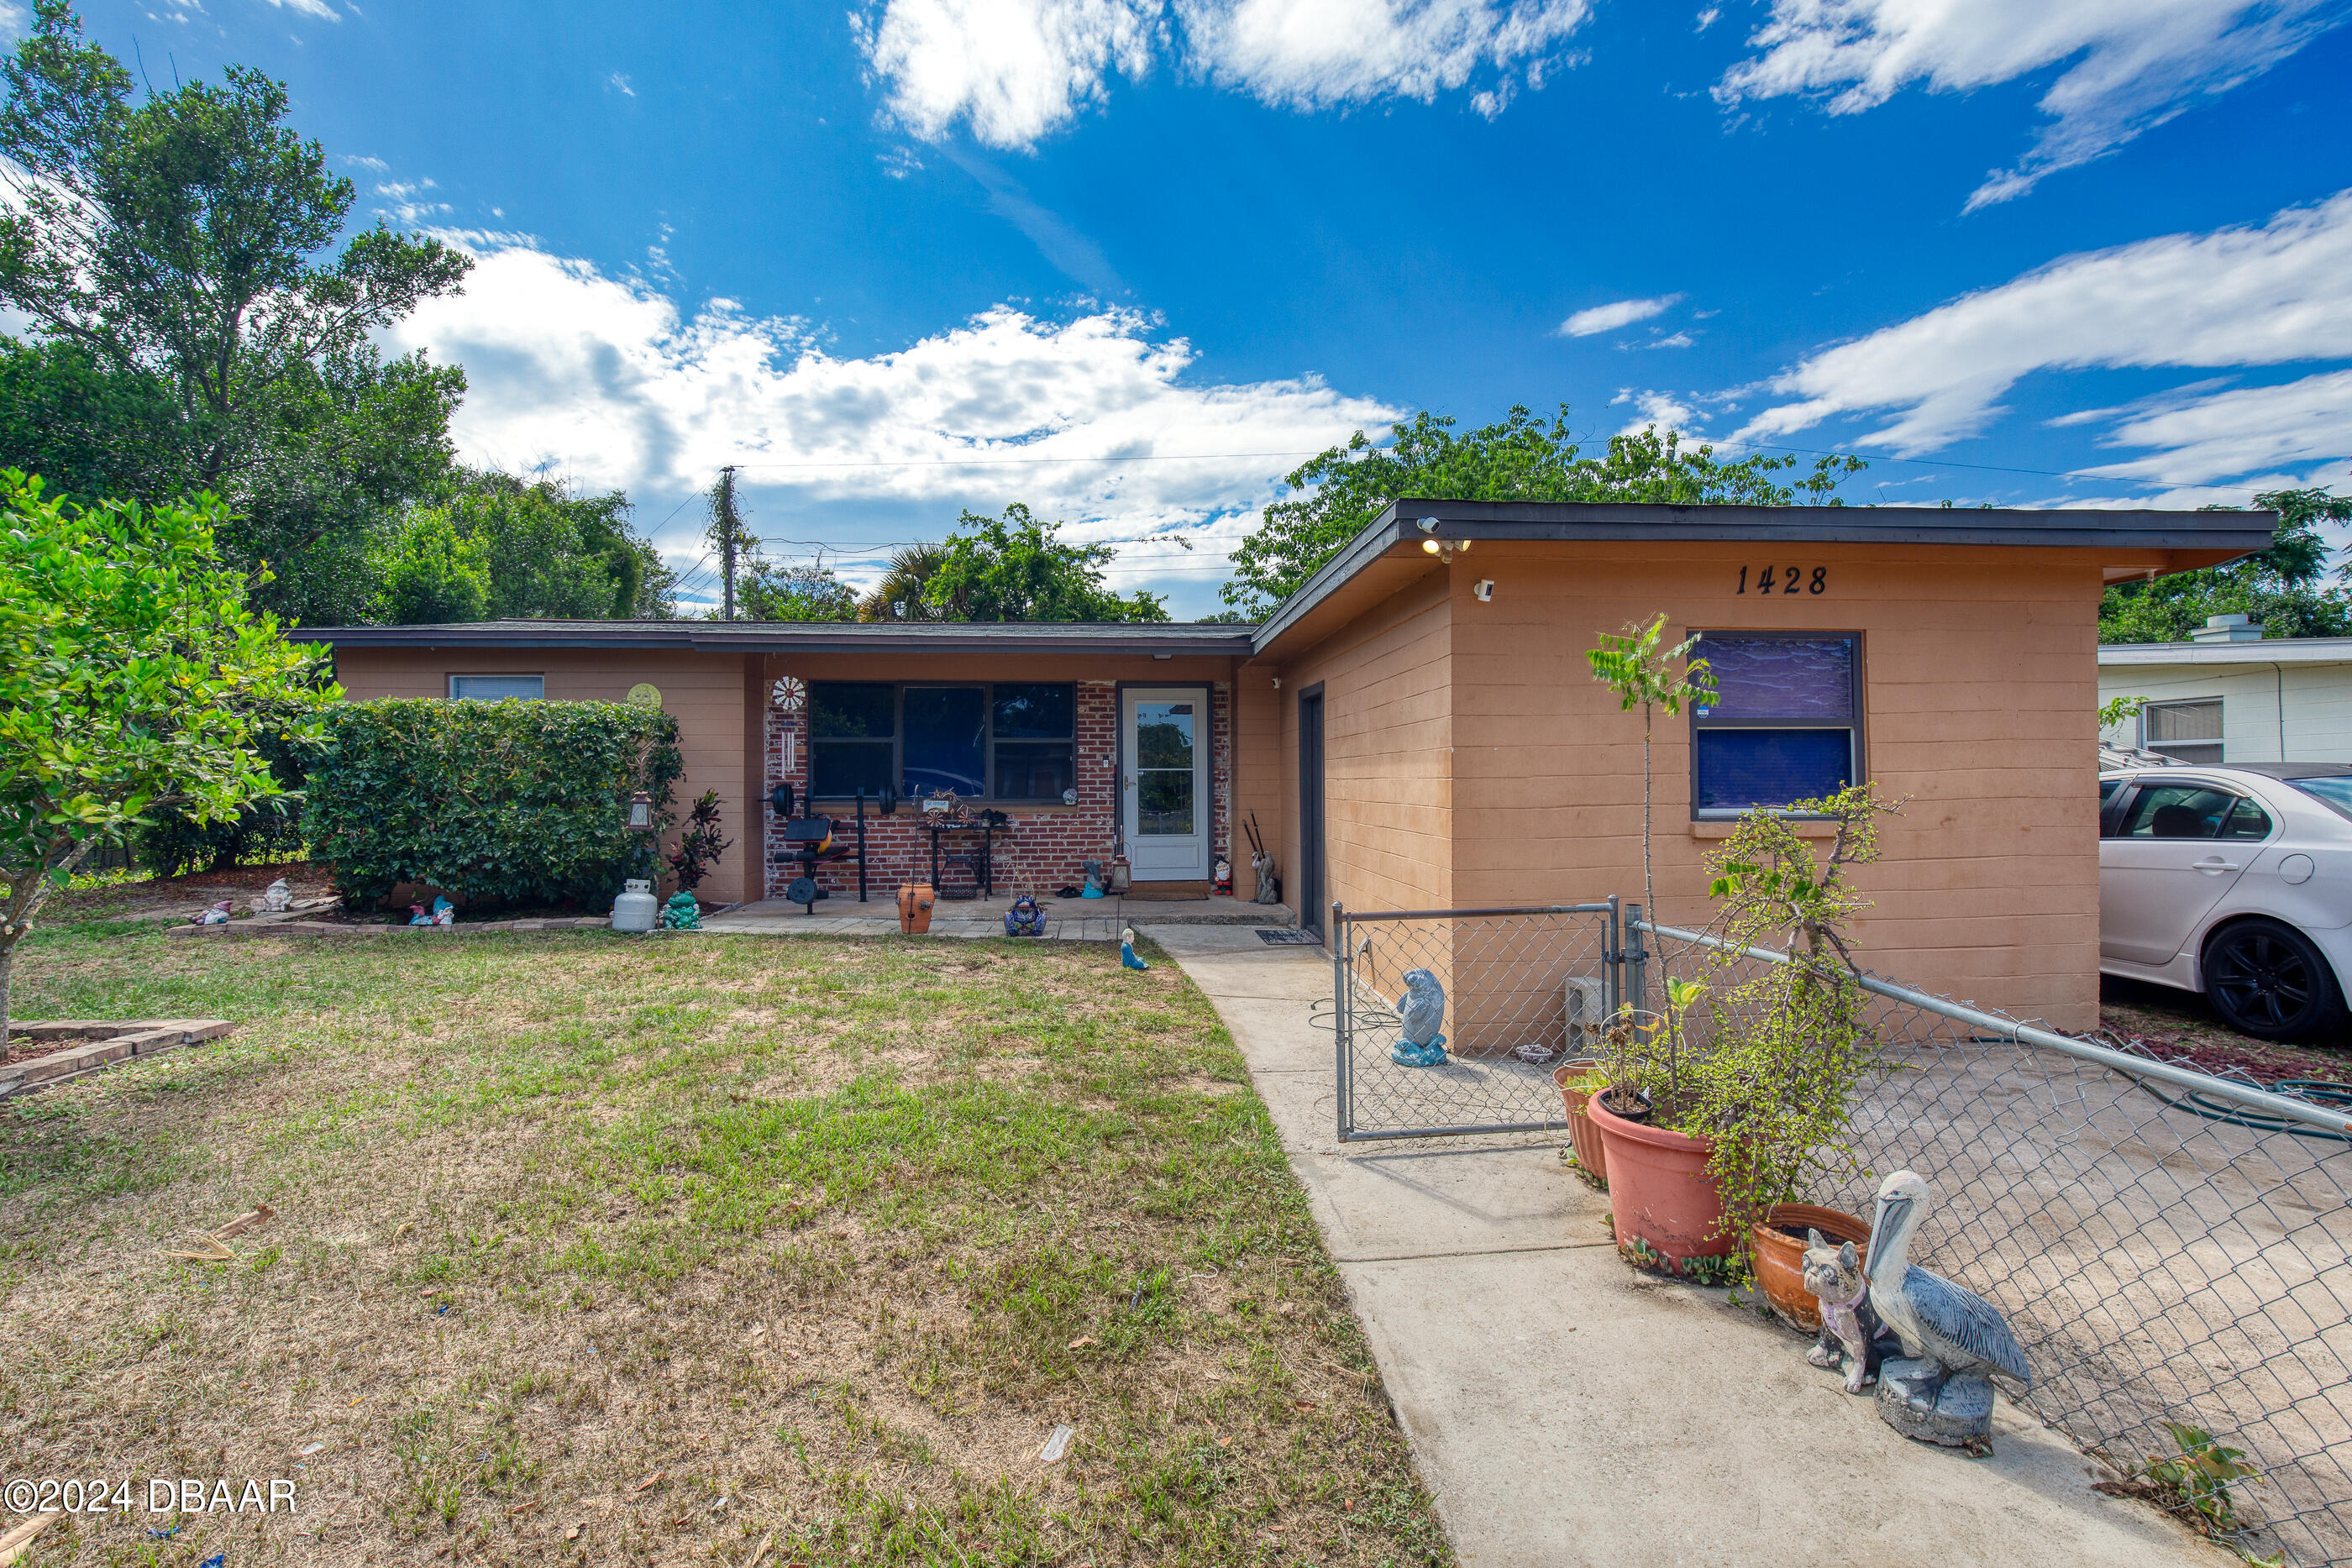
xmin=665 ymin=789 xmax=731 ymax=892
xmin=307 ymin=699 xmax=683 ymax=909
xmin=134 ymin=726 xmax=317 ymax=876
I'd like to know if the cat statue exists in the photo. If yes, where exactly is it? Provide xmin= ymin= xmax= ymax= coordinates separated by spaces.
xmin=1802 ymin=1229 xmax=1901 ymax=1394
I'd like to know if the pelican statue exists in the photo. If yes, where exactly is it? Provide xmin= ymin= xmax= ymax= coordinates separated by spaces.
xmin=1866 ymin=1169 xmax=2031 ymax=1445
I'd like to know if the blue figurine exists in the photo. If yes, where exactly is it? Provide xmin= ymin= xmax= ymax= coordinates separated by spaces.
xmin=1005 ymin=894 xmax=1047 ymax=936
xmin=1866 ymin=1169 xmax=2033 ymax=1447
xmin=1390 ymin=968 xmax=1448 ymax=1067
xmin=1121 ymin=926 xmax=1149 ymax=970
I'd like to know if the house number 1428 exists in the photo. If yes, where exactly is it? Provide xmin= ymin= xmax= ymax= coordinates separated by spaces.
xmin=1737 ymin=565 xmax=1827 ymax=595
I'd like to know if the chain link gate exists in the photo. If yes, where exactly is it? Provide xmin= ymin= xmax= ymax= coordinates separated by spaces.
xmin=1330 ymin=899 xmax=1620 ymax=1141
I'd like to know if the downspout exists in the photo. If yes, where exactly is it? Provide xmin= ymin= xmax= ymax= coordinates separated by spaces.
xmin=2276 ymin=662 xmax=2288 ymax=763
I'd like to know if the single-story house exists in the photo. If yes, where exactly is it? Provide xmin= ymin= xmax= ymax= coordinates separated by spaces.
xmin=2100 ymin=615 xmax=2352 ymax=765
xmin=297 ymin=499 xmax=2272 ymax=1030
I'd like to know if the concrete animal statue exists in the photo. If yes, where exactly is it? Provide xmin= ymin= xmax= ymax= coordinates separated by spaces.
xmin=1390 ymin=968 xmax=1448 ymax=1067
xmin=1121 ymin=926 xmax=1149 ymax=970
xmin=1866 ymin=1169 xmax=2033 ymax=1446
xmin=1005 ymin=894 xmax=1047 ymax=937
xmin=659 ymin=891 xmax=701 ymax=930
xmin=1252 ymin=852 xmax=1280 ymax=905
xmin=1803 ymin=1230 xmax=1899 ymax=1394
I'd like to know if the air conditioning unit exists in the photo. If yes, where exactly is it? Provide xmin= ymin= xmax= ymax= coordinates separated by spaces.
xmin=1563 ymin=977 xmax=1607 ymax=1060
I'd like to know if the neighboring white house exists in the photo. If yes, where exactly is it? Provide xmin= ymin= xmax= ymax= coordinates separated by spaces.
xmin=2100 ymin=614 xmax=2352 ymax=764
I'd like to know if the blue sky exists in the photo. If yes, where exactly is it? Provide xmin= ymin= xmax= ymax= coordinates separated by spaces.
xmin=66 ymin=0 xmax=2352 ymax=614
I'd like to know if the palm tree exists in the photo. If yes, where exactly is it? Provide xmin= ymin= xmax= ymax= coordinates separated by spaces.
xmin=858 ymin=543 xmax=955 ymax=621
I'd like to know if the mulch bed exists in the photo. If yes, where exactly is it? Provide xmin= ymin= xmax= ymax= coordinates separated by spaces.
xmin=2099 ymin=978 xmax=2352 ymax=1087
xmin=0 ymin=1020 xmax=235 ymax=1096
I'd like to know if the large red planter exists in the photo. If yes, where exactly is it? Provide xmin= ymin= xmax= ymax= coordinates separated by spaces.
xmin=1585 ymin=1092 xmax=1733 ymax=1264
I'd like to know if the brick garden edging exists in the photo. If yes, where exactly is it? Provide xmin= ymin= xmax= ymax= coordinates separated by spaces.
xmin=1 ymin=1020 xmax=235 ymax=1098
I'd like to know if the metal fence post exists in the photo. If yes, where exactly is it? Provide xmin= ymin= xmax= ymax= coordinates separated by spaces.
xmin=1331 ymin=901 xmax=1349 ymax=1141
xmin=1604 ymin=894 xmax=1621 ymax=1020
xmin=1624 ymin=903 xmax=1647 ymax=1020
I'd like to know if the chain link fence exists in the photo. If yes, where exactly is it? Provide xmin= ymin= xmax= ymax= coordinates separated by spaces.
xmin=1330 ymin=902 xmax=1619 ymax=1141
xmin=1625 ymin=917 xmax=2352 ymax=1566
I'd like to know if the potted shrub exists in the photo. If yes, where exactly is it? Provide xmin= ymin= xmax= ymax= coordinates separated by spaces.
xmin=1583 ymin=978 xmax=1735 ymax=1269
xmin=1692 ymin=782 xmax=1899 ymax=1323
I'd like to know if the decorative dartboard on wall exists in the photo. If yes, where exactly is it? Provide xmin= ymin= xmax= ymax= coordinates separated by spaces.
xmin=770 ymin=676 xmax=806 ymax=712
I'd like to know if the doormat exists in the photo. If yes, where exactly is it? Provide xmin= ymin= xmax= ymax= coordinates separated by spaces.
xmin=1256 ymin=929 xmax=1320 ymax=945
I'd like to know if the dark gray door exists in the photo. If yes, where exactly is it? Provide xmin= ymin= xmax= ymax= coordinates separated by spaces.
xmin=1298 ymin=689 xmax=1325 ymax=937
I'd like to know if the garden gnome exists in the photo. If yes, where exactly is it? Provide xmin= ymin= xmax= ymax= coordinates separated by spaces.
xmin=407 ymin=903 xmax=433 ymax=926
xmin=429 ymin=896 xmax=454 ymax=926
xmin=259 ymin=877 xmax=291 ymax=913
xmin=192 ymin=899 xmax=232 ymax=926
xmin=1389 ymin=968 xmax=1448 ymax=1067
xmin=1866 ymin=1169 xmax=2032 ymax=1447
xmin=1121 ymin=927 xmax=1149 ymax=970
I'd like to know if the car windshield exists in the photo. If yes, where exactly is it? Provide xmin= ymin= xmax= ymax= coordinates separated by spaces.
xmin=2288 ymin=775 xmax=2352 ymax=823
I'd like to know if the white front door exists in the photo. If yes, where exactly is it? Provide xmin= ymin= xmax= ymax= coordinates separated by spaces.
xmin=1121 ymin=687 xmax=1210 ymax=880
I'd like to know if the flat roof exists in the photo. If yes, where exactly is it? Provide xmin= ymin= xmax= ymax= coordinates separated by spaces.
xmin=2099 ymin=637 xmax=2352 ymax=667
xmin=1252 ymin=499 xmax=2277 ymax=655
xmin=288 ymin=618 xmax=1259 ymax=657
xmin=292 ymin=500 xmax=2275 ymax=662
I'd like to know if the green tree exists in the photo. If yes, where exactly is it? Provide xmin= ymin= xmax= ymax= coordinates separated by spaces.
xmin=2100 ymin=489 xmax=2352 ymax=642
xmin=915 ymin=504 xmax=1169 ymax=622
xmin=739 ymin=559 xmax=858 ymax=621
xmin=1222 ymin=407 xmax=1866 ymax=616
xmin=375 ymin=507 xmax=489 ymax=624
xmin=858 ymin=543 xmax=952 ymax=622
xmin=1587 ymin=614 xmax=1715 ymax=959
xmin=0 ymin=1 xmax=472 ymax=621
xmin=0 ymin=472 xmax=336 ymax=1043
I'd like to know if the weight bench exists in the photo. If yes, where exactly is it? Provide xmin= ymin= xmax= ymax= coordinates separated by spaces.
xmin=769 ymin=785 xmax=878 ymax=914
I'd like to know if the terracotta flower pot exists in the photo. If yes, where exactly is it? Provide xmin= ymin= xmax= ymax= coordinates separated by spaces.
xmin=1585 ymin=1092 xmax=1732 ymax=1264
xmin=1749 ymin=1203 xmax=1872 ymax=1333
xmin=1551 ymin=1058 xmax=1609 ymax=1185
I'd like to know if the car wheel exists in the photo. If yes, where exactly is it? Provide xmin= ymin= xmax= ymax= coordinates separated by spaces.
xmin=2202 ymin=920 xmax=2349 ymax=1043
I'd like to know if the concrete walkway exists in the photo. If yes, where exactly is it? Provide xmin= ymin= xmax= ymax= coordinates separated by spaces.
xmin=1139 ymin=923 xmax=2223 ymax=1568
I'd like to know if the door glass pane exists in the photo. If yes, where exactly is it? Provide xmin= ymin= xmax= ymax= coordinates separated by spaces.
xmin=1137 ymin=703 xmax=1194 ymax=768
xmin=1694 ymin=637 xmax=1855 ymax=721
xmin=2119 ymin=784 xmax=2234 ymax=838
xmin=1137 ymin=771 xmax=1194 ymax=835
xmin=903 ymin=687 xmax=985 ymax=797
xmin=1693 ymin=729 xmax=1853 ymax=810
xmin=2220 ymin=798 xmax=2273 ymax=840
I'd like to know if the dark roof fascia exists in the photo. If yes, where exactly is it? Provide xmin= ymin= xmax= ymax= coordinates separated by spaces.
xmin=1247 ymin=500 xmax=2278 ymax=658
xmin=287 ymin=621 xmax=1258 ymax=658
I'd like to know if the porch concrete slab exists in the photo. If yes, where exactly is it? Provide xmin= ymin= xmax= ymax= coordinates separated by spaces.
xmin=1140 ymin=923 xmax=2220 ymax=1568
xmin=708 ymin=892 xmax=1291 ymax=932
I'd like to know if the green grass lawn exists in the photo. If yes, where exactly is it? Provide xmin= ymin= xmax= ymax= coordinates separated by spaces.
xmin=1 ymin=916 xmax=1451 ymax=1567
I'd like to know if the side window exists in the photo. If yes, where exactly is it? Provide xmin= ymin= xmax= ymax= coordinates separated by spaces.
xmin=2219 ymin=797 xmax=2275 ymax=840
xmin=2099 ymin=778 xmax=2129 ymax=838
xmin=2118 ymin=784 xmax=2238 ymax=839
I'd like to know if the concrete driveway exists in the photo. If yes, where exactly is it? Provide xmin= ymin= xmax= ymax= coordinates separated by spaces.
xmin=1141 ymin=922 xmax=2223 ymax=1568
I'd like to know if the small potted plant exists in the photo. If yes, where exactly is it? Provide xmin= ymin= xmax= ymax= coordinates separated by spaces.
xmin=1551 ymin=1056 xmax=1611 ymax=1186
xmin=1693 ymin=782 xmax=1899 ymax=1324
xmin=1584 ymin=978 xmax=1733 ymax=1267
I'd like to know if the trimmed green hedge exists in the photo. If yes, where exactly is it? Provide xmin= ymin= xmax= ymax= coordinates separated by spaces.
xmin=307 ymin=699 xmax=684 ymax=909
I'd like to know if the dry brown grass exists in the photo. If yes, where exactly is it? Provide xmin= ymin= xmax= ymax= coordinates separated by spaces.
xmin=0 ymin=919 xmax=1448 ymax=1567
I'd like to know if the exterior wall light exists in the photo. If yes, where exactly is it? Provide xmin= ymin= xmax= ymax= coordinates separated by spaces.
xmin=1473 ymin=579 xmax=1494 ymax=602
xmin=627 ymin=790 xmax=654 ymax=832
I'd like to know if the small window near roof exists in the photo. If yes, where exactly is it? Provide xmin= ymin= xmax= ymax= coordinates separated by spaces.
xmin=2145 ymin=699 xmax=2223 ymax=764
xmin=1689 ymin=632 xmax=1861 ymax=815
xmin=449 ymin=674 xmax=543 ymax=701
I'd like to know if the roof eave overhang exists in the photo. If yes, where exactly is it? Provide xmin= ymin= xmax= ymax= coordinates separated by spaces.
xmin=286 ymin=625 xmax=1258 ymax=658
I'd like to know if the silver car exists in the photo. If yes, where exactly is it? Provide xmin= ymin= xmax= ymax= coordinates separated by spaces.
xmin=2101 ymin=763 xmax=2352 ymax=1042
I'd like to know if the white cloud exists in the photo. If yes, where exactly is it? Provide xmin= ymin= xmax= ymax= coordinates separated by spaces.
xmin=381 ymin=235 xmax=1399 ymax=590
xmin=260 ymin=0 xmax=339 ymax=18
xmin=1718 ymin=1 xmax=2344 ymax=208
xmin=1560 ymin=292 xmax=1682 ymax=337
xmin=1612 ymin=387 xmax=1701 ymax=435
xmin=2074 ymin=370 xmax=2352 ymax=487
xmin=607 ymin=71 xmax=636 ymax=97
xmin=343 ymin=154 xmax=390 ymax=173
xmin=1179 ymin=0 xmax=1589 ymax=113
xmin=851 ymin=0 xmax=1588 ymax=150
xmin=850 ymin=0 xmax=1160 ymax=149
xmin=1737 ymin=189 xmax=2352 ymax=468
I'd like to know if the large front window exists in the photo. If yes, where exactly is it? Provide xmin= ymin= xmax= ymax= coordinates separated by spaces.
xmin=1689 ymin=632 xmax=1862 ymax=815
xmin=808 ymin=682 xmax=1076 ymax=802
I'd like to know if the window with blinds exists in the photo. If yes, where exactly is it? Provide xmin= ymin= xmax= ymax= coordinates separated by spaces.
xmin=2145 ymin=699 xmax=2224 ymax=764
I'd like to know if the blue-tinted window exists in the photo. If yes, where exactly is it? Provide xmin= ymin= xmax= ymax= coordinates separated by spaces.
xmin=902 ymin=687 xmax=986 ymax=797
xmin=1693 ymin=637 xmax=1854 ymax=721
xmin=1693 ymin=730 xmax=1853 ymax=812
xmin=992 ymin=684 xmax=1074 ymax=738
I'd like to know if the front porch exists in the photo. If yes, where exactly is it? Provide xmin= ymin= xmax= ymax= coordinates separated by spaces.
xmin=704 ymin=887 xmax=1295 ymax=940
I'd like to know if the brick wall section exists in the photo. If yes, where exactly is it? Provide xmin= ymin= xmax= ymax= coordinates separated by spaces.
xmin=761 ymin=677 xmax=1232 ymax=901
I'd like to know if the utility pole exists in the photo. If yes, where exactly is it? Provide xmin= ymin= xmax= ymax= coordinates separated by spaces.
xmin=715 ymin=465 xmax=739 ymax=621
